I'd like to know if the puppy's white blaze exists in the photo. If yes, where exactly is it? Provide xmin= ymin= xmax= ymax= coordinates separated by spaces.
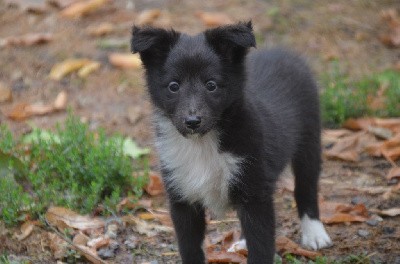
xmin=227 ymin=239 xmax=247 ymax=253
xmin=301 ymin=215 xmax=332 ymax=250
xmin=155 ymin=114 xmax=242 ymax=217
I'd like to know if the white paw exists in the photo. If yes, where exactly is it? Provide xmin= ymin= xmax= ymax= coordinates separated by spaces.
xmin=301 ymin=215 xmax=332 ymax=250
xmin=227 ymin=239 xmax=247 ymax=252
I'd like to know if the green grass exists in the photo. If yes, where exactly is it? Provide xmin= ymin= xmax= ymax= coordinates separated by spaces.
xmin=0 ymin=114 xmax=149 ymax=226
xmin=320 ymin=62 xmax=400 ymax=127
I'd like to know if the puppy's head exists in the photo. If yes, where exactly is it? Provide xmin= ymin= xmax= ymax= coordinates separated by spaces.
xmin=131 ymin=22 xmax=255 ymax=136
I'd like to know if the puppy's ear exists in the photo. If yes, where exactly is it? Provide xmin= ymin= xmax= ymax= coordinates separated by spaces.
xmin=205 ymin=21 xmax=256 ymax=63
xmin=131 ymin=26 xmax=180 ymax=68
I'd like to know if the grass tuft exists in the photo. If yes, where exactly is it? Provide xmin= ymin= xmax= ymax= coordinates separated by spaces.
xmin=0 ymin=114 xmax=148 ymax=225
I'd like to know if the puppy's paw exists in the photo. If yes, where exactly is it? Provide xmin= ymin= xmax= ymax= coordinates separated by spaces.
xmin=301 ymin=215 xmax=332 ymax=250
xmin=227 ymin=239 xmax=247 ymax=252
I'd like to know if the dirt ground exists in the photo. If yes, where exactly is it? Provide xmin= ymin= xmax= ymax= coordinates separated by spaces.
xmin=0 ymin=0 xmax=399 ymax=263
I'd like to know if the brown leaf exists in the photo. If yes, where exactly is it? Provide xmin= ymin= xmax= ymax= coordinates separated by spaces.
xmin=195 ymin=12 xmax=233 ymax=27
xmin=222 ymin=229 xmax=242 ymax=251
xmin=135 ymin=9 xmax=161 ymax=25
xmin=144 ymin=172 xmax=165 ymax=196
xmin=207 ymin=251 xmax=247 ymax=264
xmin=61 ymin=0 xmax=109 ymax=18
xmin=0 ymin=33 xmax=53 ymax=48
xmin=276 ymin=236 xmax=321 ymax=259
xmin=87 ymin=235 xmax=110 ymax=250
xmin=5 ymin=0 xmax=48 ymax=13
xmin=370 ymin=207 xmax=400 ymax=217
xmin=380 ymin=9 xmax=400 ymax=48
xmin=0 ymin=82 xmax=12 ymax=103
xmin=48 ymin=232 xmax=69 ymax=259
xmin=86 ymin=22 xmax=114 ymax=36
xmin=108 ymin=53 xmax=142 ymax=69
xmin=77 ymin=62 xmax=101 ymax=78
xmin=14 ymin=221 xmax=35 ymax=241
xmin=320 ymin=200 xmax=369 ymax=224
xmin=49 ymin=58 xmax=95 ymax=80
xmin=322 ymin=129 xmax=352 ymax=144
xmin=74 ymin=244 xmax=104 ymax=264
xmin=7 ymin=91 xmax=67 ymax=121
xmin=387 ymin=167 xmax=400 ymax=180
xmin=45 ymin=207 xmax=105 ymax=231
xmin=48 ymin=0 xmax=82 ymax=9
xmin=72 ymin=232 xmax=90 ymax=246
xmin=324 ymin=133 xmax=361 ymax=162
xmin=343 ymin=118 xmax=375 ymax=131
xmin=117 ymin=196 xmax=152 ymax=212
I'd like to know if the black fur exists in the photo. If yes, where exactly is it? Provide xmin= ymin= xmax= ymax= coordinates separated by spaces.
xmin=132 ymin=22 xmax=323 ymax=264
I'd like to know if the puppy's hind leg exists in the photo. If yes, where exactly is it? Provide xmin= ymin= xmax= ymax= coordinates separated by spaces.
xmin=292 ymin=137 xmax=332 ymax=250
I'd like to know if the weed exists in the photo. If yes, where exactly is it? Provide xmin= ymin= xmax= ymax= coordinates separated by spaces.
xmin=0 ymin=114 xmax=148 ymax=225
xmin=320 ymin=62 xmax=400 ymax=127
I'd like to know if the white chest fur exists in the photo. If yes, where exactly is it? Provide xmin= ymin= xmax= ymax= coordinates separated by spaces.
xmin=155 ymin=115 xmax=242 ymax=216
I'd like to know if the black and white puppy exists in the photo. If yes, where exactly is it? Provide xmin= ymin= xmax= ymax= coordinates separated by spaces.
xmin=131 ymin=21 xmax=332 ymax=264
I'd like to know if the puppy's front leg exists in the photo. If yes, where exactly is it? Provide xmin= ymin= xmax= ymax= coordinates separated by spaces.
xmin=238 ymin=197 xmax=275 ymax=264
xmin=170 ymin=201 xmax=206 ymax=264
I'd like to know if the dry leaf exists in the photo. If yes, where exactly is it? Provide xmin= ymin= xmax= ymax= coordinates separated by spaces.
xmin=136 ymin=9 xmax=161 ymax=25
xmin=45 ymin=207 xmax=105 ymax=231
xmin=322 ymin=129 xmax=352 ymax=144
xmin=108 ymin=53 xmax=142 ymax=69
xmin=87 ymin=235 xmax=110 ymax=249
xmin=48 ymin=0 xmax=82 ymax=9
xmin=48 ymin=232 xmax=69 ymax=259
xmin=138 ymin=212 xmax=155 ymax=221
xmin=74 ymin=244 xmax=104 ymax=264
xmin=345 ymin=186 xmax=391 ymax=195
xmin=7 ymin=91 xmax=67 ymax=121
xmin=133 ymin=216 xmax=173 ymax=237
xmin=387 ymin=167 xmax=400 ymax=180
xmin=324 ymin=133 xmax=361 ymax=162
xmin=86 ymin=22 xmax=114 ymax=36
xmin=49 ymin=58 xmax=95 ymax=80
xmin=195 ymin=12 xmax=233 ymax=27
xmin=5 ymin=0 xmax=48 ymax=13
xmin=0 ymin=33 xmax=53 ymax=48
xmin=61 ymin=0 xmax=109 ymax=18
xmin=343 ymin=118 xmax=375 ymax=131
xmin=0 ymin=82 xmax=12 ymax=103
xmin=320 ymin=200 xmax=369 ymax=224
xmin=117 ymin=197 xmax=152 ymax=212
xmin=78 ymin=61 xmax=101 ymax=78
xmin=276 ymin=236 xmax=321 ymax=259
xmin=370 ymin=207 xmax=400 ymax=217
xmin=14 ymin=221 xmax=35 ymax=241
xmin=72 ymin=232 xmax=90 ymax=246
xmin=207 ymin=251 xmax=246 ymax=264
xmin=380 ymin=9 xmax=400 ymax=48
xmin=144 ymin=172 xmax=165 ymax=196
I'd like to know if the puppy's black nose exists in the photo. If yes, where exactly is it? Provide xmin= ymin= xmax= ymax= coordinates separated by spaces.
xmin=185 ymin=116 xmax=201 ymax=129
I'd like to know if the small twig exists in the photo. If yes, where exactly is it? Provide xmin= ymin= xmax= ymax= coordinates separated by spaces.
xmin=44 ymin=219 xmax=107 ymax=264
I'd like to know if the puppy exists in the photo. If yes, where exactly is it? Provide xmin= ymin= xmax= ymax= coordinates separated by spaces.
xmin=131 ymin=21 xmax=332 ymax=264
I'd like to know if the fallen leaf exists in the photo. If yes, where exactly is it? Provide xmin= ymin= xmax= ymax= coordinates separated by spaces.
xmin=222 ymin=229 xmax=242 ymax=251
xmin=132 ymin=216 xmax=173 ymax=237
xmin=380 ymin=9 xmax=400 ymax=48
xmin=144 ymin=172 xmax=165 ymax=196
xmin=135 ymin=9 xmax=161 ymax=25
xmin=61 ymin=0 xmax=109 ymax=18
xmin=207 ymin=251 xmax=246 ymax=264
xmin=343 ymin=118 xmax=375 ymax=131
xmin=87 ymin=235 xmax=110 ymax=249
xmin=7 ymin=91 xmax=67 ymax=121
xmin=14 ymin=221 xmax=35 ymax=241
xmin=370 ymin=207 xmax=400 ymax=217
xmin=322 ymin=129 xmax=352 ymax=144
xmin=195 ymin=12 xmax=233 ymax=27
xmin=324 ymin=133 xmax=361 ymax=162
xmin=48 ymin=232 xmax=69 ymax=259
xmin=117 ymin=197 xmax=152 ymax=212
xmin=49 ymin=58 xmax=95 ymax=80
xmin=74 ymin=244 xmax=104 ymax=264
xmin=276 ymin=236 xmax=321 ymax=259
xmin=138 ymin=212 xmax=155 ymax=221
xmin=387 ymin=167 xmax=400 ymax=180
xmin=0 ymin=33 xmax=53 ymax=48
xmin=72 ymin=232 xmax=90 ymax=246
xmin=45 ymin=207 xmax=105 ymax=231
xmin=77 ymin=61 xmax=101 ymax=78
xmin=368 ymin=126 xmax=393 ymax=140
xmin=320 ymin=200 xmax=369 ymax=224
xmin=123 ymin=137 xmax=150 ymax=159
xmin=108 ymin=53 xmax=142 ymax=69
xmin=0 ymin=82 xmax=12 ymax=103
xmin=345 ymin=186 xmax=391 ymax=195
xmin=86 ymin=22 xmax=114 ymax=36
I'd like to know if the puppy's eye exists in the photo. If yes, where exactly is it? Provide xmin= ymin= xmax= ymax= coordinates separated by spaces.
xmin=168 ymin=82 xmax=180 ymax=93
xmin=206 ymin=80 xmax=217 ymax=92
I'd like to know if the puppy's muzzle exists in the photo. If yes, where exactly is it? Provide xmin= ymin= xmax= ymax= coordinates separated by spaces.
xmin=184 ymin=115 xmax=201 ymax=130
